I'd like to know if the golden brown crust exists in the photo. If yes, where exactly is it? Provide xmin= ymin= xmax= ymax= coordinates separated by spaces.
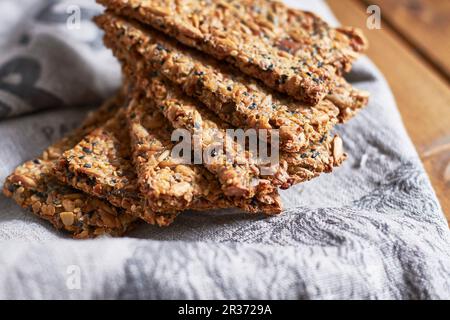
xmin=105 ymin=31 xmax=346 ymax=192
xmin=122 ymin=59 xmax=345 ymax=192
xmin=3 ymin=159 xmax=138 ymax=238
xmin=133 ymin=70 xmax=282 ymax=198
xmin=55 ymin=102 xmax=282 ymax=220
xmin=326 ymin=77 xmax=370 ymax=122
xmin=96 ymin=0 xmax=367 ymax=104
xmin=280 ymin=134 xmax=347 ymax=185
xmin=96 ymin=13 xmax=368 ymax=153
xmin=53 ymin=109 xmax=180 ymax=226
xmin=109 ymin=43 xmax=280 ymax=198
xmin=2 ymin=93 xmax=139 ymax=238
xmin=3 ymin=1 xmax=362 ymax=238
xmin=127 ymin=92 xmax=282 ymax=214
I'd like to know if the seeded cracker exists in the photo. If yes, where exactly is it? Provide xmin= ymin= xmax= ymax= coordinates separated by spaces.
xmin=125 ymin=65 xmax=284 ymax=198
xmin=54 ymin=108 xmax=181 ymax=225
xmin=127 ymin=92 xmax=282 ymax=214
xmin=117 ymin=49 xmax=346 ymax=191
xmin=97 ymin=0 xmax=367 ymax=104
xmin=96 ymin=13 xmax=363 ymax=153
xmin=2 ymin=94 xmax=138 ymax=238
xmin=3 ymin=0 xmax=364 ymax=238
xmin=55 ymin=100 xmax=282 ymax=220
xmin=97 ymin=14 xmax=368 ymax=151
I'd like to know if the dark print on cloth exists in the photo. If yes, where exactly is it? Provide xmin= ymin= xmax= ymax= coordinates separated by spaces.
xmin=40 ymin=122 xmax=79 ymax=143
xmin=0 ymin=56 xmax=64 ymax=118
xmin=0 ymin=100 xmax=11 ymax=118
xmin=18 ymin=33 xmax=31 ymax=46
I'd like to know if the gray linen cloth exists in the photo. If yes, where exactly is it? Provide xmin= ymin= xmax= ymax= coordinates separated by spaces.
xmin=0 ymin=0 xmax=449 ymax=300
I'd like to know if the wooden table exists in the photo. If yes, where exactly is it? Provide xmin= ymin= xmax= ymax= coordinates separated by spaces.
xmin=327 ymin=0 xmax=450 ymax=224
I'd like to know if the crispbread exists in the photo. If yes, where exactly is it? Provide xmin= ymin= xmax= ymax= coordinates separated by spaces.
xmin=96 ymin=13 xmax=367 ymax=152
xmin=2 ymin=93 xmax=139 ymax=238
xmin=127 ymin=92 xmax=283 ymax=214
xmin=97 ymin=0 xmax=367 ymax=104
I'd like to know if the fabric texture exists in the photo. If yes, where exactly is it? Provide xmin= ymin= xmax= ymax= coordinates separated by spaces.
xmin=0 ymin=0 xmax=449 ymax=300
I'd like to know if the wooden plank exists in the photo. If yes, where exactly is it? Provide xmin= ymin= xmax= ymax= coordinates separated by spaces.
xmin=365 ymin=0 xmax=450 ymax=81
xmin=327 ymin=0 xmax=450 ymax=223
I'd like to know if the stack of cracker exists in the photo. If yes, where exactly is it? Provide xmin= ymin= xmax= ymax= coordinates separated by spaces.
xmin=3 ymin=0 xmax=369 ymax=238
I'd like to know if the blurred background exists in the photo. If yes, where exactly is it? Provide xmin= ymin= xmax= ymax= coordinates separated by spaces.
xmin=328 ymin=0 xmax=450 ymax=223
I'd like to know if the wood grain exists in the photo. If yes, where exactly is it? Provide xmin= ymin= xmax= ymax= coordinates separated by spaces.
xmin=327 ymin=0 xmax=450 ymax=223
xmin=364 ymin=0 xmax=450 ymax=81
